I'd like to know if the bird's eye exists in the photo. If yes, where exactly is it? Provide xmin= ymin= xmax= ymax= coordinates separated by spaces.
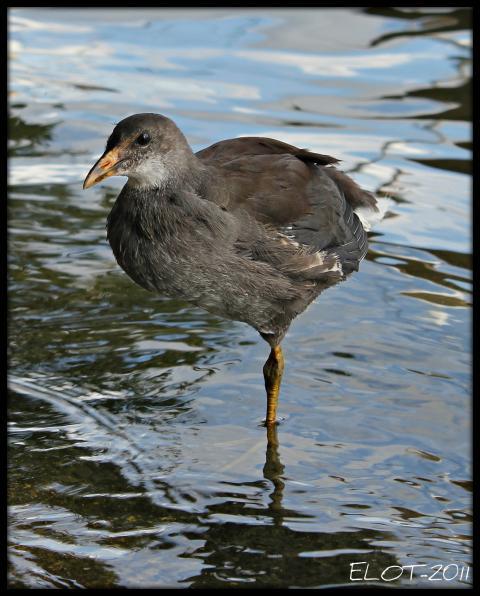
xmin=136 ymin=132 xmax=151 ymax=146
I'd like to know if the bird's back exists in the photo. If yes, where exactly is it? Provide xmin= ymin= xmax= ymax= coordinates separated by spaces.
xmin=196 ymin=137 xmax=377 ymax=278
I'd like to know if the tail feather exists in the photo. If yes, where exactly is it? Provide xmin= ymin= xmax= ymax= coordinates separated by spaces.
xmin=354 ymin=196 xmax=394 ymax=231
xmin=330 ymin=201 xmax=369 ymax=274
xmin=323 ymin=166 xmax=378 ymax=211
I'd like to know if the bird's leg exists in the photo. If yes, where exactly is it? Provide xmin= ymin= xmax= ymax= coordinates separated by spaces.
xmin=263 ymin=345 xmax=284 ymax=425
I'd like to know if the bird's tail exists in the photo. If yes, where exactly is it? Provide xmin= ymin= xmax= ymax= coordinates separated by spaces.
xmin=354 ymin=196 xmax=394 ymax=231
xmin=333 ymin=195 xmax=393 ymax=276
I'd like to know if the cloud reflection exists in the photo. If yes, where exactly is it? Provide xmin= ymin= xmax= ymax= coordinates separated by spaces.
xmin=235 ymin=49 xmax=420 ymax=77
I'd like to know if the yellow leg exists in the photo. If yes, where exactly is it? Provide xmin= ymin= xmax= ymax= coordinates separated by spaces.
xmin=263 ymin=345 xmax=285 ymax=426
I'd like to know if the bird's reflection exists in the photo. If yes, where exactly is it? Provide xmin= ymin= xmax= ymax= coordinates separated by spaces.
xmin=263 ymin=423 xmax=286 ymax=522
xmin=183 ymin=417 xmax=404 ymax=589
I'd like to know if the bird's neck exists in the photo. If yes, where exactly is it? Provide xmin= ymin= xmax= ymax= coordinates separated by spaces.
xmin=126 ymin=151 xmax=207 ymax=195
xmin=113 ymin=163 xmax=214 ymax=238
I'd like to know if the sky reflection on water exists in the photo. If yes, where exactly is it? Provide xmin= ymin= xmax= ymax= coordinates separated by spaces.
xmin=8 ymin=7 xmax=471 ymax=589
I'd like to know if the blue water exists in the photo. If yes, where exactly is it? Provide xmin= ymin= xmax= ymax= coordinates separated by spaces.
xmin=8 ymin=7 xmax=471 ymax=588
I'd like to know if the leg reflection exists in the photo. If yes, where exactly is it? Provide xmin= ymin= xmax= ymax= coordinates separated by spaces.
xmin=263 ymin=423 xmax=285 ymax=521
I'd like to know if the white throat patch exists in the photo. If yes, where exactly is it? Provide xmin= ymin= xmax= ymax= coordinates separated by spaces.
xmin=129 ymin=156 xmax=170 ymax=188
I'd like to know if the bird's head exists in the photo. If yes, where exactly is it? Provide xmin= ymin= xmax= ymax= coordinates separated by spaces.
xmin=83 ymin=113 xmax=194 ymax=190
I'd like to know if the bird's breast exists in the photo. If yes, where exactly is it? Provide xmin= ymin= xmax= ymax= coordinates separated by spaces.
xmin=106 ymin=188 xmax=232 ymax=301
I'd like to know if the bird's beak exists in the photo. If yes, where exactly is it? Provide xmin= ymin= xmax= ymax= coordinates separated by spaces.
xmin=83 ymin=145 xmax=127 ymax=189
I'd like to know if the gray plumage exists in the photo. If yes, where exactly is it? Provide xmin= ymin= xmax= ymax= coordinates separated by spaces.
xmin=94 ymin=113 xmax=377 ymax=347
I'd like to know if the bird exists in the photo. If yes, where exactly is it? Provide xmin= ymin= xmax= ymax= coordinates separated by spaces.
xmin=83 ymin=113 xmax=379 ymax=425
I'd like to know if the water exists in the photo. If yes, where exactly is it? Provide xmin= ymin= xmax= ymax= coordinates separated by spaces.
xmin=8 ymin=7 xmax=472 ymax=588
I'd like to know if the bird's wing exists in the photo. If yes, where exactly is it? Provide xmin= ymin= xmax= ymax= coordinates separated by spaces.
xmin=196 ymin=136 xmax=377 ymax=215
xmin=231 ymin=164 xmax=368 ymax=282
xmin=195 ymin=136 xmax=339 ymax=166
xmin=196 ymin=137 xmax=376 ymax=279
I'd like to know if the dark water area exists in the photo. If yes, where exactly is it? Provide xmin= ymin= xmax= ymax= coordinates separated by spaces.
xmin=8 ymin=7 xmax=472 ymax=588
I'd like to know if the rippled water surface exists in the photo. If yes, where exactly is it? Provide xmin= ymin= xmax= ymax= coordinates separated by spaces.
xmin=8 ymin=7 xmax=472 ymax=588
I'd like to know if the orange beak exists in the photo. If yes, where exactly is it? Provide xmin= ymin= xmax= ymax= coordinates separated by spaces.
xmin=83 ymin=144 xmax=128 ymax=189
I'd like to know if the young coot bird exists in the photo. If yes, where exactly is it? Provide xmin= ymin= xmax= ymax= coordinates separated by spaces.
xmin=83 ymin=113 xmax=378 ymax=425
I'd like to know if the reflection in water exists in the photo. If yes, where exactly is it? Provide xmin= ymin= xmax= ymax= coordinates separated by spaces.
xmin=184 ymin=425 xmax=403 ymax=589
xmin=8 ymin=6 xmax=471 ymax=589
xmin=264 ymin=425 xmax=285 ymax=521
xmin=366 ymin=8 xmax=471 ymax=124
xmin=367 ymin=243 xmax=471 ymax=305
xmin=9 ymin=382 xmax=407 ymax=588
xmin=8 ymin=113 xmax=57 ymax=158
xmin=366 ymin=7 xmax=471 ymax=47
